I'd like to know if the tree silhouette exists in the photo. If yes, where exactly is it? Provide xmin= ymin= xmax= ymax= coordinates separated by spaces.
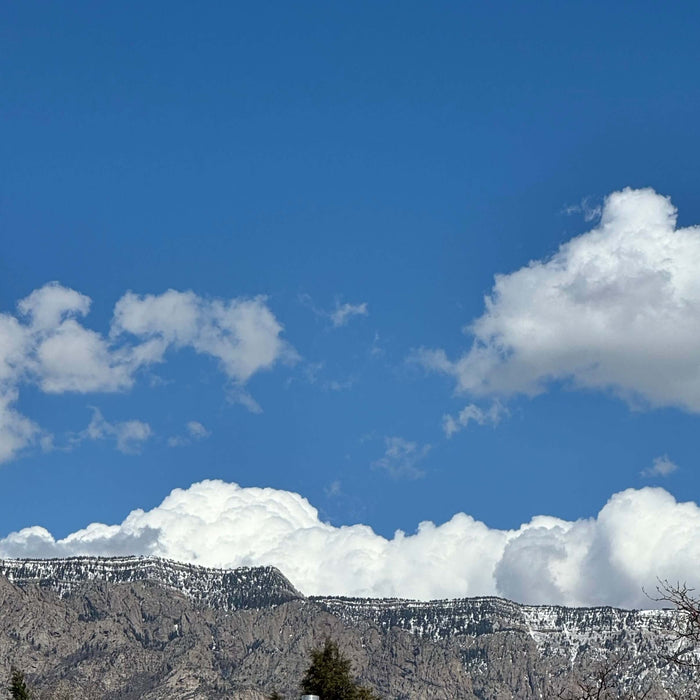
xmin=301 ymin=638 xmax=380 ymax=700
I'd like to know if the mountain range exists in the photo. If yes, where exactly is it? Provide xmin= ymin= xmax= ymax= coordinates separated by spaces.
xmin=0 ymin=556 xmax=694 ymax=699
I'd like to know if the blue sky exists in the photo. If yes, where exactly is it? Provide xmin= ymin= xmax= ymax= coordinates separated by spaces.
xmin=2 ymin=1 xmax=700 ymax=606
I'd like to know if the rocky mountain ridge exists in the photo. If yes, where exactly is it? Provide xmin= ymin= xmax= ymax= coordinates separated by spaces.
xmin=313 ymin=593 xmax=676 ymax=660
xmin=0 ymin=556 xmax=693 ymax=699
xmin=0 ymin=556 xmax=301 ymax=611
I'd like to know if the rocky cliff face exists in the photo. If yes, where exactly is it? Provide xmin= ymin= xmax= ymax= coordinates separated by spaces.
xmin=312 ymin=595 xmax=687 ymax=698
xmin=0 ymin=557 xmax=693 ymax=699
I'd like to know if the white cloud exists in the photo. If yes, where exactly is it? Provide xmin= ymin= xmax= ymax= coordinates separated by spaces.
xmin=562 ymin=196 xmax=602 ymax=222
xmin=0 ymin=283 xmax=138 ymax=416
xmin=443 ymin=401 xmax=505 ymax=438
xmin=0 ymin=313 xmax=38 ymax=461
xmin=371 ymin=436 xmax=430 ymax=479
xmin=35 ymin=321 xmax=135 ymax=394
xmin=330 ymin=301 xmax=368 ymax=328
xmin=79 ymin=408 xmax=152 ymax=455
xmin=641 ymin=455 xmax=678 ymax=478
xmin=18 ymin=283 xmax=92 ymax=331
xmin=301 ymin=294 xmax=368 ymax=328
xmin=370 ymin=331 xmax=384 ymax=357
xmin=0 ymin=314 xmax=28 ymax=385
xmin=168 ymin=421 xmax=211 ymax=447
xmin=325 ymin=377 xmax=356 ymax=392
xmin=1 ymin=479 xmax=699 ymax=608
xmin=287 ymin=360 xmax=356 ymax=393
xmin=16 ymin=282 xmax=134 ymax=393
xmin=114 ymin=420 xmax=152 ymax=454
xmin=0 ymin=284 xmax=294 ymax=463
xmin=417 ymin=188 xmax=700 ymax=412
xmin=0 ymin=390 xmax=41 ymax=463
xmin=112 ymin=290 xmax=298 ymax=384
xmin=187 ymin=421 xmax=210 ymax=440
xmin=325 ymin=479 xmax=342 ymax=497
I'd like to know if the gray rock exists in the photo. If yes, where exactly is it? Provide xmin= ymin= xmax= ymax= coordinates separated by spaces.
xmin=0 ymin=557 xmax=693 ymax=699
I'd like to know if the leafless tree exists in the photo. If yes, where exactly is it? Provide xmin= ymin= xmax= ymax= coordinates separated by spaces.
xmin=549 ymin=652 xmax=655 ymax=700
xmin=550 ymin=581 xmax=700 ymax=700
xmin=651 ymin=580 xmax=700 ymax=670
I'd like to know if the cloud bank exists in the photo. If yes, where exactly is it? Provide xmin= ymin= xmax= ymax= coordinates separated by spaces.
xmin=1 ymin=479 xmax=697 ymax=609
xmin=0 ymin=284 xmax=294 ymax=462
xmin=418 ymin=188 xmax=700 ymax=412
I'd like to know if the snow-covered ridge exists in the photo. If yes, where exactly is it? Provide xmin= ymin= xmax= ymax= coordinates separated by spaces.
xmin=0 ymin=555 xmax=303 ymax=611
xmin=311 ymin=594 xmax=679 ymax=661
xmin=312 ymin=596 xmax=693 ymax=693
xmin=0 ymin=556 xmax=681 ymax=664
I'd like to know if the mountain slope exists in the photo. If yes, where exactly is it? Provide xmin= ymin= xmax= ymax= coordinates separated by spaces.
xmin=0 ymin=557 xmax=692 ymax=699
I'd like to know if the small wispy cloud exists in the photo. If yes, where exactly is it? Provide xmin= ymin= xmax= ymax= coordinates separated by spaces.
xmin=187 ymin=421 xmax=210 ymax=439
xmin=330 ymin=301 xmax=368 ymax=327
xmin=286 ymin=360 xmax=356 ymax=393
xmin=369 ymin=331 xmax=385 ymax=358
xmin=562 ymin=196 xmax=602 ymax=222
xmin=443 ymin=402 xmax=505 ymax=438
xmin=641 ymin=455 xmax=678 ymax=478
xmin=300 ymin=294 xmax=369 ymax=328
xmin=77 ymin=408 xmax=152 ymax=455
xmin=167 ymin=421 xmax=211 ymax=448
xmin=324 ymin=479 xmax=342 ymax=498
xmin=372 ymin=436 xmax=430 ymax=479
xmin=325 ymin=377 xmax=356 ymax=392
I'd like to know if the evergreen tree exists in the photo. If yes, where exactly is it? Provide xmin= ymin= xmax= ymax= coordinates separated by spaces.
xmin=300 ymin=638 xmax=380 ymax=700
xmin=7 ymin=669 xmax=31 ymax=700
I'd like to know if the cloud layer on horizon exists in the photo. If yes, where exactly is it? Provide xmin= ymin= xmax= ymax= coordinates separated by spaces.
xmin=417 ymin=188 xmax=700 ymax=412
xmin=0 ymin=284 xmax=295 ymax=462
xmin=1 ymin=478 xmax=697 ymax=609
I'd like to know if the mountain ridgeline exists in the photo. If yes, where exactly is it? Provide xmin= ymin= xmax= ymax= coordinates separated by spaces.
xmin=0 ymin=556 xmax=302 ymax=611
xmin=0 ymin=556 xmax=693 ymax=699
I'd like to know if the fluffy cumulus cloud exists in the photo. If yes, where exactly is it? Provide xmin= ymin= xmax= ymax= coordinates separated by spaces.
xmin=0 ymin=283 xmax=294 ymax=463
xmin=418 ymin=188 xmax=700 ymax=412
xmin=0 ymin=313 xmax=38 ymax=461
xmin=0 ymin=390 xmax=41 ymax=464
xmin=1 ymin=479 xmax=697 ymax=608
xmin=112 ymin=290 xmax=297 ymax=384
xmin=19 ymin=283 xmax=134 ymax=393
xmin=0 ymin=481 xmax=700 ymax=607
